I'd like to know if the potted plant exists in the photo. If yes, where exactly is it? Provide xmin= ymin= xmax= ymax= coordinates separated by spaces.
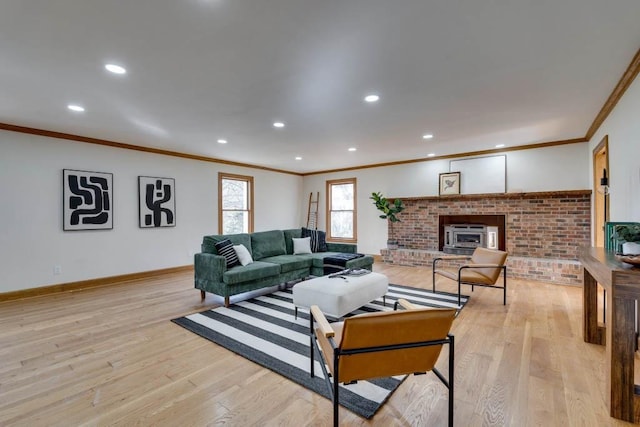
xmin=370 ymin=192 xmax=405 ymax=249
xmin=612 ymin=223 xmax=640 ymax=255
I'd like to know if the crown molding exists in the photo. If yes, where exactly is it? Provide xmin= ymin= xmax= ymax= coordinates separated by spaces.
xmin=585 ymin=47 xmax=640 ymax=141
xmin=0 ymin=122 xmax=302 ymax=176
xmin=301 ymin=138 xmax=587 ymax=176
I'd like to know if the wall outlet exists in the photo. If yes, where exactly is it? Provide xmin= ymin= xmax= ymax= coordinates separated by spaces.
xmin=53 ymin=265 xmax=62 ymax=275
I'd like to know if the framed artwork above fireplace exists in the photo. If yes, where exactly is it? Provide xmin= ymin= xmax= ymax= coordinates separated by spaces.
xmin=439 ymin=172 xmax=461 ymax=195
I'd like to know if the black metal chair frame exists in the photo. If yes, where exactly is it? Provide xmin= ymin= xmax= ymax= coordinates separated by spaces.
xmin=432 ymin=257 xmax=508 ymax=305
xmin=309 ymin=308 xmax=455 ymax=427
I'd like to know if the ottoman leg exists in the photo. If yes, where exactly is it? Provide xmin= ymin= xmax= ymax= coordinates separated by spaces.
xmin=295 ymin=306 xmax=298 ymax=320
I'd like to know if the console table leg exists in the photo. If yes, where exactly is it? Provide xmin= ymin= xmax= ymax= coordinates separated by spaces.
xmin=583 ymin=269 xmax=605 ymax=345
xmin=607 ymin=294 xmax=637 ymax=422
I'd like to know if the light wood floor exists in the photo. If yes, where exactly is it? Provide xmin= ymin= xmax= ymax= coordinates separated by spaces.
xmin=0 ymin=264 xmax=633 ymax=426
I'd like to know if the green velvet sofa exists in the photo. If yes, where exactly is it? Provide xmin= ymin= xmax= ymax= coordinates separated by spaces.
xmin=194 ymin=228 xmax=374 ymax=306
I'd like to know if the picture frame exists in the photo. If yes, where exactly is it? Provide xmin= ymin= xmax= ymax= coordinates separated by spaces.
xmin=439 ymin=172 xmax=461 ymax=196
xmin=63 ymin=169 xmax=113 ymax=231
xmin=138 ymin=176 xmax=176 ymax=228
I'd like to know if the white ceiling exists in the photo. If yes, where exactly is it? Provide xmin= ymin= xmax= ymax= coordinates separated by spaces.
xmin=2 ymin=1 xmax=640 ymax=174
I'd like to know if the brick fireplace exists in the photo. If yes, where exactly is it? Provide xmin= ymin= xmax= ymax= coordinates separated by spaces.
xmin=439 ymin=214 xmax=506 ymax=253
xmin=380 ymin=190 xmax=591 ymax=285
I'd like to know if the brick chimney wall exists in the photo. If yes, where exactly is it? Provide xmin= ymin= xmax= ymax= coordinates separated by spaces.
xmin=382 ymin=190 xmax=591 ymax=285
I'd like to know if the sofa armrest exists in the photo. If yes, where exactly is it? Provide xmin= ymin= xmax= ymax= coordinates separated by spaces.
xmin=194 ymin=252 xmax=226 ymax=283
xmin=325 ymin=242 xmax=357 ymax=253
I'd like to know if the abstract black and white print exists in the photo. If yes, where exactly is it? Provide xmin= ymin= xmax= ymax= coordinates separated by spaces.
xmin=138 ymin=176 xmax=176 ymax=228
xmin=63 ymin=169 xmax=113 ymax=231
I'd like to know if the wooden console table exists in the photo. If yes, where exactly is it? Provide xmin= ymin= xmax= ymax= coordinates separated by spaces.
xmin=579 ymin=246 xmax=640 ymax=422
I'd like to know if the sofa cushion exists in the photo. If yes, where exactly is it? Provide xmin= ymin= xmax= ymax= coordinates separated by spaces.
xmin=283 ymin=228 xmax=302 ymax=254
xmin=307 ymin=252 xmax=342 ymax=268
xmin=233 ymin=244 xmax=254 ymax=266
xmin=251 ymin=230 xmax=286 ymax=260
xmin=301 ymin=227 xmax=327 ymax=252
xmin=202 ymin=233 xmax=252 ymax=256
xmin=214 ymin=239 xmax=240 ymax=268
xmin=260 ymin=254 xmax=313 ymax=273
xmin=222 ymin=261 xmax=281 ymax=285
xmin=293 ymin=237 xmax=312 ymax=254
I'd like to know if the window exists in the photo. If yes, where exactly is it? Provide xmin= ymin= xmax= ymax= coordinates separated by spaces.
xmin=218 ymin=173 xmax=254 ymax=234
xmin=326 ymin=178 xmax=357 ymax=242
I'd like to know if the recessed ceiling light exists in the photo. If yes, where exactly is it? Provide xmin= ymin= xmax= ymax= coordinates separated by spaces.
xmin=427 ymin=153 xmax=435 ymax=157
xmin=422 ymin=134 xmax=434 ymax=139
xmin=67 ymin=104 xmax=85 ymax=112
xmin=273 ymin=122 xmax=285 ymax=128
xmin=105 ymin=64 xmax=127 ymax=74
xmin=495 ymin=144 xmax=505 ymax=148
xmin=295 ymin=156 xmax=302 ymax=160
xmin=217 ymin=139 xmax=227 ymax=144
xmin=348 ymin=147 xmax=357 ymax=152
xmin=364 ymin=94 xmax=380 ymax=103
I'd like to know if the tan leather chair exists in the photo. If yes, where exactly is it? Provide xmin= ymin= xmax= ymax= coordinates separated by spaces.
xmin=309 ymin=299 xmax=456 ymax=427
xmin=433 ymin=247 xmax=508 ymax=305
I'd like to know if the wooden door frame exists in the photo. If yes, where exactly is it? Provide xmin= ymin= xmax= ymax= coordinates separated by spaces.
xmin=592 ymin=135 xmax=609 ymax=247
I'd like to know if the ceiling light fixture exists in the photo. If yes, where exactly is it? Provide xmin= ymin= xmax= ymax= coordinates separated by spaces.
xmin=295 ymin=156 xmax=302 ymax=160
xmin=217 ymin=139 xmax=227 ymax=144
xmin=427 ymin=153 xmax=435 ymax=157
xmin=495 ymin=144 xmax=505 ymax=148
xmin=67 ymin=104 xmax=85 ymax=112
xmin=364 ymin=94 xmax=380 ymax=103
xmin=105 ymin=64 xmax=127 ymax=74
xmin=273 ymin=122 xmax=285 ymax=128
xmin=348 ymin=147 xmax=357 ymax=152
xmin=422 ymin=134 xmax=434 ymax=139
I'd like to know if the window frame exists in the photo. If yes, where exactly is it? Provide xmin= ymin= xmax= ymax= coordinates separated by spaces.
xmin=326 ymin=177 xmax=357 ymax=243
xmin=218 ymin=172 xmax=254 ymax=234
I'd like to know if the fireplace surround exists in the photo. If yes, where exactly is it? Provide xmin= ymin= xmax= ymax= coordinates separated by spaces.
xmin=380 ymin=190 xmax=590 ymax=285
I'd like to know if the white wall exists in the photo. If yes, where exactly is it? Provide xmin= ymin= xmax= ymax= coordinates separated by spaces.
xmin=589 ymin=73 xmax=640 ymax=222
xmin=0 ymin=124 xmax=598 ymax=293
xmin=0 ymin=131 xmax=303 ymax=293
xmin=302 ymin=143 xmax=590 ymax=254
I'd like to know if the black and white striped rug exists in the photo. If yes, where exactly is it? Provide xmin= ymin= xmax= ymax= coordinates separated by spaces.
xmin=171 ymin=284 xmax=468 ymax=419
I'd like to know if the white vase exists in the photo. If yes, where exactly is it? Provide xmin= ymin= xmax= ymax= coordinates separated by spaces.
xmin=622 ymin=242 xmax=640 ymax=255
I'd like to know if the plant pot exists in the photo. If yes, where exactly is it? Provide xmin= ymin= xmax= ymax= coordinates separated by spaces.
xmin=622 ymin=241 xmax=640 ymax=255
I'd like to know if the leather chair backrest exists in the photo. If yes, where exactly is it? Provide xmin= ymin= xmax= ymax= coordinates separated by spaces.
xmin=337 ymin=308 xmax=456 ymax=383
xmin=470 ymin=247 xmax=508 ymax=283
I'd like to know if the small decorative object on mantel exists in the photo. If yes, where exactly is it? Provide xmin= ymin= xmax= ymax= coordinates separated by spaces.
xmin=439 ymin=172 xmax=461 ymax=196
xmin=611 ymin=223 xmax=640 ymax=255
xmin=370 ymin=192 xmax=405 ymax=249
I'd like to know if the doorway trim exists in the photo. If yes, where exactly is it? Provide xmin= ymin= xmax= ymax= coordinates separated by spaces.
xmin=592 ymin=135 xmax=609 ymax=247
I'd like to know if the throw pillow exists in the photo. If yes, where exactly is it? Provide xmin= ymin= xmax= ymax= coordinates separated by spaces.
xmin=233 ymin=244 xmax=254 ymax=266
xmin=301 ymin=227 xmax=327 ymax=252
xmin=292 ymin=237 xmax=312 ymax=254
xmin=214 ymin=239 xmax=240 ymax=268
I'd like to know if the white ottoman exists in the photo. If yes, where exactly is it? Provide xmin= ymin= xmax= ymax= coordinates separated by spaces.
xmin=292 ymin=272 xmax=389 ymax=318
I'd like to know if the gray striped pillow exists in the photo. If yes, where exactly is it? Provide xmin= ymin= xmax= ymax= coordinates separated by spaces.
xmin=301 ymin=227 xmax=327 ymax=252
xmin=215 ymin=239 xmax=240 ymax=268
